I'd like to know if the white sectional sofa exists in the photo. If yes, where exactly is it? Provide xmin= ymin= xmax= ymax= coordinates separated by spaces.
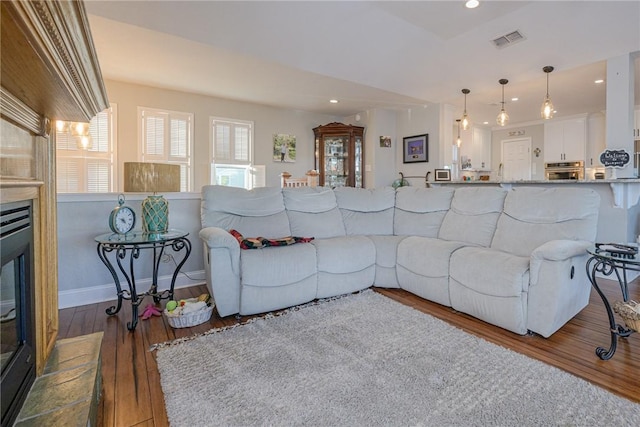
xmin=200 ymin=185 xmax=600 ymax=337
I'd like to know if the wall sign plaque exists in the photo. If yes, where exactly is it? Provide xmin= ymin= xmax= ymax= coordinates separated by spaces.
xmin=599 ymin=149 xmax=630 ymax=168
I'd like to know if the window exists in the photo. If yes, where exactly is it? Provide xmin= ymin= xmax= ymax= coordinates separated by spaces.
xmin=139 ymin=107 xmax=193 ymax=191
xmin=56 ymin=105 xmax=116 ymax=193
xmin=211 ymin=117 xmax=257 ymax=189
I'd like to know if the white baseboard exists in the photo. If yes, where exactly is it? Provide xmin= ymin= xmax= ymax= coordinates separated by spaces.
xmin=58 ymin=270 xmax=206 ymax=309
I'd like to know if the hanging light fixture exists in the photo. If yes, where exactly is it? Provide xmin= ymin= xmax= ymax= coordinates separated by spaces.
xmin=455 ymin=119 xmax=462 ymax=147
xmin=496 ymin=79 xmax=509 ymax=127
xmin=541 ymin=65 xmax=555 ymax=119
xmin=461 ymin=89 xmax=471 ymax=130
xmin=69 ymin=121 xmax=92 ymax=150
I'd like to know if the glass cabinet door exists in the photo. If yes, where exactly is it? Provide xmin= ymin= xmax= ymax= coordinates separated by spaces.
xmin=323 ymin=135 xmax=349 ymax=187
xmin=313 ymin=123 xmax=364 ymax=188
xmin=354 ymin=136 xmax=363 ymax=188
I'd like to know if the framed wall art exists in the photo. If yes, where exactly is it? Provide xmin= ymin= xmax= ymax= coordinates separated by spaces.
xmin=403 ymin=134 xmax=428 ymax=163
xmin=380 ymin=136 xmax=392 ymax=148
xmin=273 ymin=134 xmax=296 ymax=163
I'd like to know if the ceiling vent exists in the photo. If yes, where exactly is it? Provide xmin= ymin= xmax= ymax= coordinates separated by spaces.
xmin=491 ymin=30 xmax=525 ymax=49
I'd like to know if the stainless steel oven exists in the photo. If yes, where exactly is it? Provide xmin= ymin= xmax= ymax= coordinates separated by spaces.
xmin=544 ymin=161 xmax=584 ymax=180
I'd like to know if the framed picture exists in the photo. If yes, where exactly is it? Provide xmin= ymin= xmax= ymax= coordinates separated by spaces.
xmin=403 ymin=134 xmax=428 ymax=163
xmin=273 ymin=134 xmax=297 ymax=163
xmin=434 ymin=169 xmax=451 ymax=181
xmin=380 ymin=136 xmax=392 ymax=148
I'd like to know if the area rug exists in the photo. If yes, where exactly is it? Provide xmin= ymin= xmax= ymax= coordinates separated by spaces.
xmin=155 ymin=290 xmax=640 ymax=426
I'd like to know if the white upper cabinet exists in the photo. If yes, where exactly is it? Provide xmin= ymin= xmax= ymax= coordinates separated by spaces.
xmin=634 ymin=108 xmax=640 ymax=138
xmin=544 ymin=116 xmax=587 ymax=162
xmin=460 ymin=125 xmax=492 ymax=170
xmin=586 ymin=113 xmax=606 ymax=167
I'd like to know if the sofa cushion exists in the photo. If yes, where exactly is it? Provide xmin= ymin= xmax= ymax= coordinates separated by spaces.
xmin=396 ymin=236 xmax=466 ymax=306
xmin=491 ymin=187 xmax=600 ymax=257
xmin=312 ymin=236 xmax=376 ymax=298
xmin=368 ymin=235 xmax=407 ymax=288
xmin=283 ymin=187 xmax=346 ymax=238
xmin=240 ymin=244 xmax=317 ymax=288
xmin=449 ymin=246 xmax=530 ymax=335
xmin=239 ymin=244 xmax=318 ymax=315
xmin=334 ymin=187 xmax=396 ymax=235
xmin=438 ymin=187 xmax=507 ymax=247
xmin=394 ymin=187 xmax=454 ymax=237
xmin=201 ymin=185 xmax=290 ymax=238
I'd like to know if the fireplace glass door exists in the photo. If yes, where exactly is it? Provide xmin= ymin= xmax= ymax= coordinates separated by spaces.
xmin=0 ymin=201 xmax=35 ymax=425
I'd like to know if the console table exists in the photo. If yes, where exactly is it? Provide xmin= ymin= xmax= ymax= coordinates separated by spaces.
xmin=586 ymin=247 xmax=637 ymax=360
xmin=95 ymin=230 xmax=191 ymax=331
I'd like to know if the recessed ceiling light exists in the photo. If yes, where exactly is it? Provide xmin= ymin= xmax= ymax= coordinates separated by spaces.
xmin=465 ymin=0 xmax=480 ymax=9
xmin=329 ymin=99 xmax=339 ymax=104
xmin=483 ymin=121 xmax=489 ymax=125
xmin=511 ymin=97 xmax=519 ymax=102
xmin=594 ymin=79 xmax=604 ymax=84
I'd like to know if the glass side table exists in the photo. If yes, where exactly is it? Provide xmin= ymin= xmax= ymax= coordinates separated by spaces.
xmin=586 ymin=246 xmax=638 ymax=360
xmin=95 ymin=230 xmax=191 ymax=331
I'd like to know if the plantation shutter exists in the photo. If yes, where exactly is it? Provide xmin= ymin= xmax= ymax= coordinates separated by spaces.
xmin=211 ymin=117 xmax=255 ymax=189
xmin=139 ymin=107 xmax=193 ymax=191
xmin=55 ymin=106 xmax=115 ymax=193
xmin=215 ymin=122 xmax=231 ymax=161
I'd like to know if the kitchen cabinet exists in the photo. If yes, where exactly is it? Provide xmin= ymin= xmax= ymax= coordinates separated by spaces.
xmin=586 ymin=113 xmax=606 ymax=167
xmin=459 ymin=125 xmax=492 ymax=170
xmin=313 ymin=122 xmax=364 ymax=188
xmin=634 ymin=108 xmax=640 ymax=139
xmin=544 ymin=116 xmax=587 ymax=162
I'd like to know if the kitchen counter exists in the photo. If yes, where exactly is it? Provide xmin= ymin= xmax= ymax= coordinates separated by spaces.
xmin=433 ymin=178 xmax=640 ymax=184
xmin=430 ymin=178 xmax=640 ymax=209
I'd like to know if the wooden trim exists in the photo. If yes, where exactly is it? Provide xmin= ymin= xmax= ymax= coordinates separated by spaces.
xmin=0 ymin=87 xmax=45 ymax=136
xmin=1 ymin=0 xmax=109 ymax=122
xmin=0 ymin=186 xmax=40 ymax=204
xmin=34 ymin=134 xmax=59 ymax=375
xmin=1 ymin=0 xmax=107 ymax=376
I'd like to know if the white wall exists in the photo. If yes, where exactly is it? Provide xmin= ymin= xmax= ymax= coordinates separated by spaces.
xmin=57 ymin=193 xmax=204 ymax=308
xmin=343 ymin=109 xmax=398 ymax=188
xmin=395 ymin=106 xmax=441 ymax=186
xmin=105 ymin=79 xmax=339 ymax=189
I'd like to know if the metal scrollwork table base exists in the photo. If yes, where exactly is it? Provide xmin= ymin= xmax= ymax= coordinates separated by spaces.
xmin=586 ymin=247 xmax=637 ymax=360
xmin=95 ymin=230 xmax=191 ymax=331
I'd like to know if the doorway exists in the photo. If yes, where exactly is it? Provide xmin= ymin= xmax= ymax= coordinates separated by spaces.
xmin=501 ymin=138 xmax=532 ymax=181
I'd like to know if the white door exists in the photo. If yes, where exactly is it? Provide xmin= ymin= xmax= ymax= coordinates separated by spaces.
xmin=502 ymin=138 xmax=531 ymax=181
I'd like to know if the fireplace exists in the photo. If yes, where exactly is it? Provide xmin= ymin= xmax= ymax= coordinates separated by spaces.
xmin=0 ymin=200 xmax=35 ymax=426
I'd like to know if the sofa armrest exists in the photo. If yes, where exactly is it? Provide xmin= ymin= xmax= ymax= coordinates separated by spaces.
xmin=198 ymin=227 xmax=242 ymax=316
xmin=199 ymin=226 xmax=239 ymax=249
xmin=530 ymin=240 xmax=591 ymax=284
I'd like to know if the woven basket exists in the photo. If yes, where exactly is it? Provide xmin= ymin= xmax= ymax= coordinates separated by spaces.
xmin=613 ymin=300 xmax=640 ymax=332
xmin=164 ymin=304 xmax=214 ymax=329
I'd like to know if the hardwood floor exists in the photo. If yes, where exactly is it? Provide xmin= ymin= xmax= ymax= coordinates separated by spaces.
xmin=58 ymin=278 xmax=640 ymax=426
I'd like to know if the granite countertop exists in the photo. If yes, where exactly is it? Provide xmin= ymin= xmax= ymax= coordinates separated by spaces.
xmin=434 ymin=178 xmax=640 ymax=184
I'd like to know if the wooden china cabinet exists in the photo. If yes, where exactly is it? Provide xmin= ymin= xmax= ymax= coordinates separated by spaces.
xmin=313 ymin=122 xmax=365 ymax=188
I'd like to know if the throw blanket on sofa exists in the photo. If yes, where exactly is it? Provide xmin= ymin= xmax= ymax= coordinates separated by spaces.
xmin=229 ymin=229 xmax=314 ymax=250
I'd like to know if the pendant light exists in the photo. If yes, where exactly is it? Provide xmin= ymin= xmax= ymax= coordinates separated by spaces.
xmin=541 ymin=66 xmax=555 ymax=119
xmin=455 ymin=119 xmax=462 ymax=147
xmin=461 ymin=89 xmax=471 ymax=130
xmin=496 ymin=79 xmax=509 ymax=127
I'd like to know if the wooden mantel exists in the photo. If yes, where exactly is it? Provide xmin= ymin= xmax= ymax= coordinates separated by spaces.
xmin=1 ymin=0 xmax=108 ymax=375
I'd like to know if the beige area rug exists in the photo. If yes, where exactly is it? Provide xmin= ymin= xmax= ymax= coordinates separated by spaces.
xmin=155 ymin=290 xmax=640 ymax=426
